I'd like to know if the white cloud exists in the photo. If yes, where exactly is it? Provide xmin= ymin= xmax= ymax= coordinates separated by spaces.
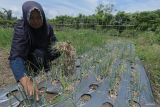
xmin=86 ymin=0 xmax=98 ymax=7
xmin=116 ymin=0 xmax=160 ymax=13
xmin=43 ymin=0 xmax=95 ymax=18
xmin=9 ymin=6 xmax=22 ymax=18
xmin=0 ymin=0 xmax=160 ymax=19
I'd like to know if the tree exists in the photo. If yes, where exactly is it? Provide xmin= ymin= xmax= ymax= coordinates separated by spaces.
xmin=0 ymin=8 xmax=13 ymax=20
xmin=95 ymin=3 xmax=114 ymax=15
xmin=0 ymin=10 xmax=5 ymax=19
xmin=114 ymin=11 xmax=131 ymax=25
xmin=95 ymin=3 xmax=115 ymax=25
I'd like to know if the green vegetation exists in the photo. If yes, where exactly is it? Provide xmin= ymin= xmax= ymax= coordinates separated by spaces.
xmin=0 ymin=28 xmax=12 ymax=50
xmin=0 ymin=28 xmax=159 ymax=102
xmin=1 ymin=4 xmax=160 ymax=32
xmin=133 ymin=33 xmax=160 ymax=102
xmin=56 ymin=29 xmax=110 ymax=55
xmin=0 ymin=3 xmax=159 ymax=104
xmin=49 ymin=8 xmax=160 ymax=33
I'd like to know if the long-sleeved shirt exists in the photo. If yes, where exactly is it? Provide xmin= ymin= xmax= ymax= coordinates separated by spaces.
xmin=10 ymin=57 xmax=26 ymax=81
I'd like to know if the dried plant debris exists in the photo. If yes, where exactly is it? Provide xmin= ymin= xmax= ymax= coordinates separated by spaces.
xmin=51 ymin=42 xmax=76 ymax=76
xmin=65 ymin=85 xmax=75 ymax=93
xmin=133 ymin=91 xmax=139 ymax=97
xmin=51 ymin=79 xmax=61 ymax=85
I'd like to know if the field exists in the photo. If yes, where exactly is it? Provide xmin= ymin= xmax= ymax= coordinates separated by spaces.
xmin=56 ymin=29 xmax=160 ymax=103
xmin=0 ymin=28 xmax=160 ymax=106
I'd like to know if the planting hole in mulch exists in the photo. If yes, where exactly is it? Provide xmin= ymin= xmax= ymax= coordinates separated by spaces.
xmin=65 ymin=84 xmax=75 ymax=93
xmin=65 ymin=79 xmax=81 ymax=93
xmin=101 ymin=102 xmax=113 ymax=107
xmin=76 ymin=79 xmax=81 ymax=84
xmin=80 ymin=94 xmax=91 ymax=103
xmin=89 ymin=84 xmax=98 ymax=90
xmin=76 ymin=65 xmax=80 ymax=68
xmin=129 ymin=100 xmax=141 ymax=107
xmin=7 ymin=89 xmax=19 ymax=97
xmin=133 ymin=91 xmax=139 ymax=97
xmin=131 ymin=63 xmax=135 ymax=69
xmin=52 ymin=79 xmax=61 ymax=85
xmin=96 ymin=75 xmax=104 ymax=82
xmin=39 ymin=87 xmax=58 ymax=102
xmin=108 ymin=89 xmax=118 ymax=100
xmin=131 ymin=66 xmax=134 ymax=69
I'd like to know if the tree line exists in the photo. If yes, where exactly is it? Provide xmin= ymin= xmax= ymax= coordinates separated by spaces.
xmin=0 ymin=4 xmax=160 ymax=32
xmin=49 ymin=4 xmax=160 ymax=32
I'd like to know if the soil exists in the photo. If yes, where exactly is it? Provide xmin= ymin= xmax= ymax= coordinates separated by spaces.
xmin=108 ymin=89 xmax=118 ymax=100
xmin=39 ymin=87 xmax=59 ymax=103
xmin=80 ymin=94 xmax=91 ymax=103
xmin=89 ymin=84 xmax=98 ymax=90
xmin=101 ymin=102 xmax=113 ymax=107
xmin=129 ymin=100 xmax=141 ymax=107
xmin=0 ymin=49 xmax=16 ymax=88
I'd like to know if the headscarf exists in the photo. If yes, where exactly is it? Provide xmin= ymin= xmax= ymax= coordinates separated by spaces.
xmin=9 ymin=1 xmax=51 ymax=60
xmin=22 ymin=1 xmax=45 ymax=26
xmin=22 ymin=1 xmax=49 ymax=50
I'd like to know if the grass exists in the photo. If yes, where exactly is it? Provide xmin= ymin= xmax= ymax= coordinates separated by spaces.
xmin=0 ymin=28 xmax=160 ymax=103
xmin=0 ymin=28 xmax=12 ymax=50
xmin=133 ymin=33 xmax=160 ymax=102
xmin=55 ymin=29 xmax=111 ymax=55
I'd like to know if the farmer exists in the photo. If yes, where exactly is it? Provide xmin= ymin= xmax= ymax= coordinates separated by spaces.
xmin=9 ymin=1 xmax=60 ymax=100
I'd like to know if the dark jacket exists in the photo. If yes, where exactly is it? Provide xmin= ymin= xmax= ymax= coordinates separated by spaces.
xmin=9 ymin=19 xmax=57 ymax=60
xmin=9 ymin=1 xmax=57 ymax=60
xmin=9 ymin=1 xmax=59 ymax=81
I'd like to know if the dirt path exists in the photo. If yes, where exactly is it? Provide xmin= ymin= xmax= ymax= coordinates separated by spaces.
xmin=0 ymin=49 xmax=16 ymax=88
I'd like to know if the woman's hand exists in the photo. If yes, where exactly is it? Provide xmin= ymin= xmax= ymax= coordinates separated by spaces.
xmin=19 ymin=76 xmax=39 ymax=101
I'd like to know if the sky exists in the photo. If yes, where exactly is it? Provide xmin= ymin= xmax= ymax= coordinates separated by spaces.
xmin=0 ymin=0 xmax=160 ymax=19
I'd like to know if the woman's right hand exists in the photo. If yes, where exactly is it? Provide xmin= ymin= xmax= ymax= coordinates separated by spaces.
xmin=19 ymin=76 xmax=39 ymax=101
